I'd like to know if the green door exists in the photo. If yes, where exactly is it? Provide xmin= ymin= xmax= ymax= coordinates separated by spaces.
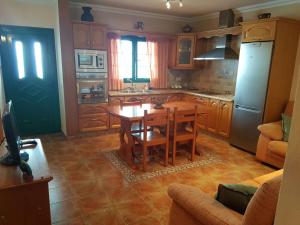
xmin=0 ymin=26 xmax=61 ymax=136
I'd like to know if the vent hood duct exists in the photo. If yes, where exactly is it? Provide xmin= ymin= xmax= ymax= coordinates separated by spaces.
xmin=193 ymin=35 xmax=238 ymax=60
xmin=194 ymin=9 xmax=238 ymax=61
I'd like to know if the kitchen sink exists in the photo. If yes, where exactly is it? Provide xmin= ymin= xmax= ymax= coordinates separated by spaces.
xmin=120 ymin=89 xmax=153 ymax=94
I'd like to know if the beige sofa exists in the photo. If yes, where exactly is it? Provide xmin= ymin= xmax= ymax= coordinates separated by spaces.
xmin=256 ymin=102 xmax=294 ymax=168
xmin=168 ymin=170 xmax=283 ymax=225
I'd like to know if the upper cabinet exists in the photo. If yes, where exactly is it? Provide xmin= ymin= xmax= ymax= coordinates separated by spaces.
xmin=241 ymin=20 xmax=276 ymax=42
xmin=169 ymin=34 xmax=196 ymax=69
xmin=73 ymin=22 xmax=107 ymax=50
xmin=176 ymin=34 xmax=196 ymax=68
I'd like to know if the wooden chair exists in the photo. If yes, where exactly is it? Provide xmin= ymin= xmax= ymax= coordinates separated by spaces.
xmin=172 ymin=106 xmax=198 ymax=165
xmin=120 ymin=98 xmax=143 ymax=133
xmin=132 ymin=109 xmax=170 ymax=171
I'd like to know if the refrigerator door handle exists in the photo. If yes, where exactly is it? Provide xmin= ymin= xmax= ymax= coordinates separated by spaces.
xmin=235 ymin=105 xmax=261 ymax=113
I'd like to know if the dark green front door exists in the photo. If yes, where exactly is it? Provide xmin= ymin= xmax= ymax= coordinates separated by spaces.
xmin=0 ymin=26 xmax=61 ymax=136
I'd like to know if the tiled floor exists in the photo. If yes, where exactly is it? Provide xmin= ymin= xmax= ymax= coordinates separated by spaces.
xmin=41 ymin=132 xmax=274 ymax=225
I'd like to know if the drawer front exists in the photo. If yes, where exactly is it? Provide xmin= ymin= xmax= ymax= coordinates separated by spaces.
xmin=110 ymin=114 xmax=121 ymax=128
xmin=79 ymin=104 xmax=108 ymax=116
xmin=109 ymin=97 xmax=125 ymax=105
xmin=242 ymin=21 xmax=276 ymax=42
xmin=79 ymin=113 xmax=108 ymax=132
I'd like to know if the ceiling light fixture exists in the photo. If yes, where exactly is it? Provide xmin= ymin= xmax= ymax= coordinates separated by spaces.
xmin=165 ymin=0 xmax=183 ymax=9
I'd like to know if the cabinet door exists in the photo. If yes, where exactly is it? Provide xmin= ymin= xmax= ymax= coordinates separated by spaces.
xmin=191 ymin=97 xmax=209 ymax=130
xmin=73 ymin=23 xmax=91 ymax=49
xmin=217 ymin=101 xmax=233 ymax=137
xmin=242 ymin=21 xmax=276 ymax=42
xmin=207 ymin=99 xmax=220 ymax=133
xmin=79 ymin=103 xmax=107 ymax=116
xmin=176 ymin=35 xmax=195 ymax=68
xmin=90 ymin=25 xmax=106 ymax=50
xmin=110 ymin=115 xmax=121 ymax=128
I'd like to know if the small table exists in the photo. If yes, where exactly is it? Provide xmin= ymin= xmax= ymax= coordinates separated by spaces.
xmin=0 ymin=139 xmax=53 ymax=225
xmin=109 ymin=101 xmax=200 ymax=168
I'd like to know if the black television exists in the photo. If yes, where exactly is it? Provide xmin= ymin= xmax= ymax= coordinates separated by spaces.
xmin=0 ymin=100 xmax=21 ymax=165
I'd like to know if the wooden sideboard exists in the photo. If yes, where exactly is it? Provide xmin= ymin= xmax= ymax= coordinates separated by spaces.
xmin=0 ymin=139 xmax=52 ymax=225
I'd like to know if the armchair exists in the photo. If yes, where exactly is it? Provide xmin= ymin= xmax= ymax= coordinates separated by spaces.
xmin=256 ymin=101 xmax=294 ymax=168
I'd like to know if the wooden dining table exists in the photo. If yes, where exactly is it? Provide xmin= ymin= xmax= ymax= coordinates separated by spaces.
xmin=109 ymin=101 xmax=202 ymax=169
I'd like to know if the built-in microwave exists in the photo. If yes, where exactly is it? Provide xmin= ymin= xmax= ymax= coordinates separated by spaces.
xmin=75 ymin=49 xmax=107 ymax=74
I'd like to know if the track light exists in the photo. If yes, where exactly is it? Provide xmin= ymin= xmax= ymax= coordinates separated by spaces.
xmin=166 ymin=0 xmax=171 ymax=9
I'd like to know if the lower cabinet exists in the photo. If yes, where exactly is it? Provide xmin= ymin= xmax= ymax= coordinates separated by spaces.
xmin=217 ymin=101 xmax=233 ymax=137
xmin=78 ymin=104 xmax=109 ymax=132
xmin=207 ymin=99 xmax=220 ymax=133
xmin=184 ymin=94 xmax=233 ymax=137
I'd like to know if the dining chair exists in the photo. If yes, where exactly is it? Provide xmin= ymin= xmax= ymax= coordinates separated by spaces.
xmin=120 ymin=98 xmax=143 ymax=133
xmin=172 ymin=106 xmax=198 ymax=165
xmin=132 ymin=109 xmax=170 ymax=171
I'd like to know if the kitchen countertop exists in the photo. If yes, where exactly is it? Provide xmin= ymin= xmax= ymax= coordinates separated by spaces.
xmin=109 ymin=89 xmax=234 ymax=102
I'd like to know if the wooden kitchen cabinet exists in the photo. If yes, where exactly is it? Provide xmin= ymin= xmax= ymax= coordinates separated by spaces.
xmin=78 ymin=104 xmax=109 ymax=132
xmin=217 ymin=101 xmax=233 ymax=137
xmin=73 ymin=23 xmax=91 ymax=49
xmin=73 ymin=22 xmax=106 ymax=50
xmin=109 ymin=97 xmax=124 ymax=128
xmin=175 ymin=34 xmax=196 ymax=68
xmin=241 ymin=20 xmax=276 ymax=43
xmin=207 ymin=99 xmax=220 ymax=133
xmin=90 ymin=24 xmax=107 ymax=49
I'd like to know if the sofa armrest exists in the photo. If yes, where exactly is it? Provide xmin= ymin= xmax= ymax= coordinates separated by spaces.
xmin=257 ymin=121 xmax=283 ymax=140
xmin=168 ymin=184 xmax=243 ymax=225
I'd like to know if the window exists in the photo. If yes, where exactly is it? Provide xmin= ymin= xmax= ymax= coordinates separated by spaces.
xmin=15 ymin=41 xmax=25 ymax=79
xmin=119 ymin=36 xmax=150 ymax=83
xmin=34 ymin=42 xmax=43 ymax=79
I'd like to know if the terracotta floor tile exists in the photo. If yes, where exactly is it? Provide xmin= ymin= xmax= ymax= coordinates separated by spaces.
xmin=83 ymin=207 xmax=126 ymax=225
xmin=50 ymin=200 xmax=81 ymax=224
xmin=38 ymin=131 xmax=274 ymax=225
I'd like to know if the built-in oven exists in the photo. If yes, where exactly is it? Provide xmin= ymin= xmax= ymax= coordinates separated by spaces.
xmin=77 ymin=79 xmax=108 ymax=104
xmin=74 ymin=49 xmax=107 ymax=75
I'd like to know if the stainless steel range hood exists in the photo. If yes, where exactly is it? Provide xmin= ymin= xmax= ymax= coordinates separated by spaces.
xmin=194 ymin=35 xmax=238 ymax=60
xmin=194 ymin=9 xmax=238 ymax=61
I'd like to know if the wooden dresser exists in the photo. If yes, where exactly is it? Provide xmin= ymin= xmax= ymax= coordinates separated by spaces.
xmin=0 ymin=139 xmax=52 ymax=225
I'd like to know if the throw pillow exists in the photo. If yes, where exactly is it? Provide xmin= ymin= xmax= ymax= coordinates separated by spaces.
xmin=281 ymin=113 xmax=292 ymax=141
xmin=216 ymin=184 xmax=257 ymax=214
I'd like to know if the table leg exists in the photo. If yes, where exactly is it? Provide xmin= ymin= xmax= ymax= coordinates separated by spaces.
xmin=118 ymin=119 xmax=137 ymax=169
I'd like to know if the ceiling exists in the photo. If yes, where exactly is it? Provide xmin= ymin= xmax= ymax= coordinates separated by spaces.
xmin=70 ymin=0 xmax=272 ymax=17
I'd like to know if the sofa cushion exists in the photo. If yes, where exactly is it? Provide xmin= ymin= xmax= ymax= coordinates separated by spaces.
xmin=268 ymin=141 xmax=288 ymax=158
xmin=216 ymin=184 xmax=257 ymax=214
xmin=253 ymin=170 xmax=283 ymax=185
xmin=242 ymin=175 xmax=282 ymax=225
xmin=257 ymin=121 xmax=283 ymax=140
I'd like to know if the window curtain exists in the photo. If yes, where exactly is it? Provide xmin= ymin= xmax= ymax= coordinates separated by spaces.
xmin=147 ymin=37 xmax=169 ymax=89
xmin=108 ymin=32 xmax=123 ymax=90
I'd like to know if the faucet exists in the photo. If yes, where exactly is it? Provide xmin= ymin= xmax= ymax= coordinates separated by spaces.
xmin=127 ymin=78 xmax=135 ymax=91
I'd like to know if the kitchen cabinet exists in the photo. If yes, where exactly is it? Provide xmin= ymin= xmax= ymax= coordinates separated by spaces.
xmin=109 ymin=97 xmax=124 ymax=128
xmin=218 ymin=101 xmax=233 ymax=137
xmin=184 ymin=94 xmax=233 ymax=137
xmin=73 ymin=22 xmax=106 ymax=50
xmin=78 ymin=104 xmax=109 ymax=132
xmin=241 ymin=20 xmax=276 ymax=43
xmin=169 ymin=33 xmax=196 ymax=69
xmin=207 ymin=99 xmax=220 ymax=133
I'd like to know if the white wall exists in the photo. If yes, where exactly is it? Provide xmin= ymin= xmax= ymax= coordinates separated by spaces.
xmin=0 ymin=0 xmax=67 ymax=134
xmin=274 ymin=41 xmax=300 ymax=225
xmin=70 ymin=5 xmax=186 ymax=34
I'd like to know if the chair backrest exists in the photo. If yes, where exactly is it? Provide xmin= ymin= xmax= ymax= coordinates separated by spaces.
xmin=173 ymin=106 xmax=198 ymax=136
xmin=120 ymin=97 xmax=143 ymax=107
xmin=143 ymin=109 xmax=170 ymax=141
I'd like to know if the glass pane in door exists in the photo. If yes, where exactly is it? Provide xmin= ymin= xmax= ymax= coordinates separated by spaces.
xmin=178 ymin=39 xmax=192 ymax=64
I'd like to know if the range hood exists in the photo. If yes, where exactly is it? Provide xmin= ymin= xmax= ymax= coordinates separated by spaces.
xmin=194 ymin=9 xmax=238 ymax=61
xmin=194 ymin=35 xmax=238 ymax=60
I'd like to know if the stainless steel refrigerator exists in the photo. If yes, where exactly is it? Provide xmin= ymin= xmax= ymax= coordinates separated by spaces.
xmin=230 ymin=41 xmax=274 ymax=153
